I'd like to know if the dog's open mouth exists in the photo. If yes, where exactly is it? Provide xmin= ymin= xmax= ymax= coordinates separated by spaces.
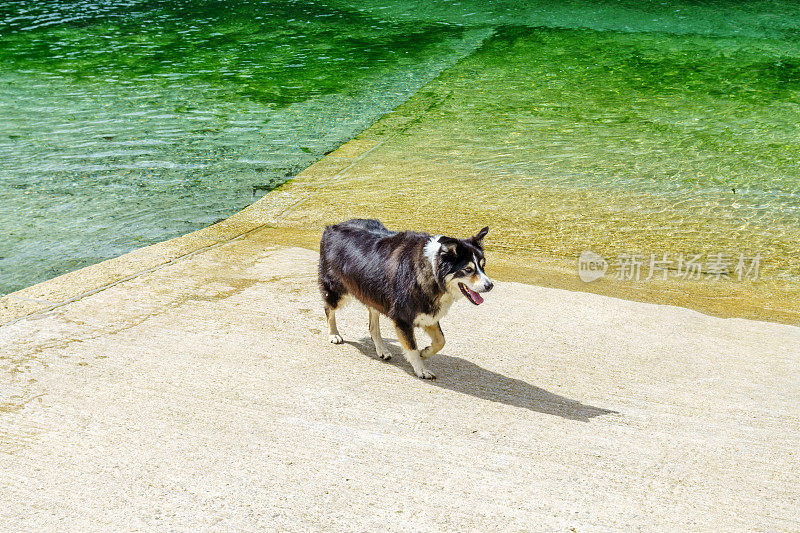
xmin=459 ymin=283 xmax=484 ymax=305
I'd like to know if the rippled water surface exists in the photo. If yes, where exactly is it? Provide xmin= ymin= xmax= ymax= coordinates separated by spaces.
xmin=2 ymin=0 xmax=800 ymax=312
xmin=398 ymin=27 xmax=800 ymax=266
xmin=0 ymin=0 xmax=486 ymax=293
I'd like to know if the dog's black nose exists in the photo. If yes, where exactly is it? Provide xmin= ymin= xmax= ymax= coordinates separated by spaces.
xmin=485 ymin=281 xmax=494 ymax=292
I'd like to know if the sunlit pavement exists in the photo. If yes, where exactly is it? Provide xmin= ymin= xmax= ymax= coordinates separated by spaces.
xmin=2 ymin=240 xmax=798 ymax=531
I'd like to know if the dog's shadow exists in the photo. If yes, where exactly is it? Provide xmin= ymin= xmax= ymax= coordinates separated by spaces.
xmin=346 ymin=338 xmax=617 ymax=422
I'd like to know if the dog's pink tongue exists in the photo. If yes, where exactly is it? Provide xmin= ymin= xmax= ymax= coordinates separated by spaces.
xmin=465 ymin=286 xmax=484 ymax=305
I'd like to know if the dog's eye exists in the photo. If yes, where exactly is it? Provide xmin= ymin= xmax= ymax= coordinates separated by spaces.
xmin=463 ymin=267 xmax=474 ymax=274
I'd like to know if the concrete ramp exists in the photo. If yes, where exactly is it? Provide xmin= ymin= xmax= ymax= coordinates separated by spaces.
xmin=1 ymin=234 xmax=798 ymax=530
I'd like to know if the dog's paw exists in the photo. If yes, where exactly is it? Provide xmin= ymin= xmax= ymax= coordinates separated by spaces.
xmin=377 ymin=351 xmax=392 ymax=361
xmin=329 ymin=334 xmax=343 ymax=344
xmin=420 ymin=346 xmax=434 ymax=359
xmin=414 ymin=367 xmax=436 ymax=380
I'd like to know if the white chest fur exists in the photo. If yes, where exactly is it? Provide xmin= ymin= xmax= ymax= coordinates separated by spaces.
xmin=413 ymin=290 xmax=457 ymax=327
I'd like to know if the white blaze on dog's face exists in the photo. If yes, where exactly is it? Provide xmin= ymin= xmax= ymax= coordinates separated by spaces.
xmin=431 ymin=227 xmax=493 ymax=306
xmin=445 ymin=256 xmax=493 ymax=305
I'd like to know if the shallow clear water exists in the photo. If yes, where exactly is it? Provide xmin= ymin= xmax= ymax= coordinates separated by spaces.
xmin=2 ymin=0 xmax=800 ymax=305
xmin=0 ymin=0 xmax=487 ymax=293
xmin=395 ymin=26 xmax=800 ymax=272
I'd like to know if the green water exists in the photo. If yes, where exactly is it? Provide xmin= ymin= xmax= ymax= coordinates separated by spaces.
xmin=336 ymin=25 xmax=800 ymax=284
xmin=0 ymin=0 xmax=487 ymax=294
xmin=409 ymin=27 xmax=800 ymax=218
xmin=2 ymin=1 xmax=799 ymax=296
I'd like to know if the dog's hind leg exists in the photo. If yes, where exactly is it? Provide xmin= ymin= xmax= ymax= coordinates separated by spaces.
xmin=325 ymin=304 xmax=343 ymax=344
xmin=321 ymin=284 xmax=346 ymax=344
xmin=394 ymin=320 xmax=435 ymax=379
xmin=420 ymin=322 xmax=445 ymax=359
xmin=368 ymin=308 xmax=392 ymax=360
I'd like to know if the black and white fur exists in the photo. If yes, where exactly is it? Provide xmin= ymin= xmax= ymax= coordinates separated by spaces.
xmin=318 ymin=218 xmax=493 ymax=379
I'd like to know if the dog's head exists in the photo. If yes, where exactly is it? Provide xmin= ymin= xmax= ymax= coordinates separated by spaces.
xmin=428 ymin=227 xmax=493 ymax=305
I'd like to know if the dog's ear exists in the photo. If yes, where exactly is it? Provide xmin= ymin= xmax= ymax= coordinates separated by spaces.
xmin=471 ymin=226 xmax=489 ymax=246
xmin=438 ymin=237 xmax=459 ymax=259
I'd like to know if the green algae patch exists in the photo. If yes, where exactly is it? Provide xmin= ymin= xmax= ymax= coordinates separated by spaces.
xmin=0 ymin=1 xmax=467 ymax=107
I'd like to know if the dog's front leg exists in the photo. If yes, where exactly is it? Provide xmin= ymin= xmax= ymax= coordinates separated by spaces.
xmin=420 ymin=322 xmax=445 ymax=359
xmin=394 ymin=320 xmax=435 ymax=379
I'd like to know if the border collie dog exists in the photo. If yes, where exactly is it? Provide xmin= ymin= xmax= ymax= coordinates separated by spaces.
xmin=318 ymin=219 xmax=493 ymax=379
